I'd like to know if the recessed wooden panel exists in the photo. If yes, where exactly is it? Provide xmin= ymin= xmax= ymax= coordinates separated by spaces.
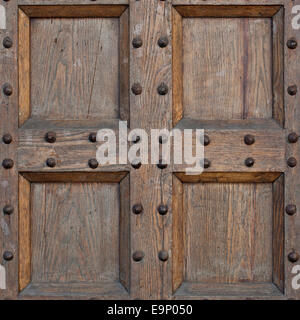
xmin=31 ymin=182 xmax=119 ymax=283
xmin=183 ymin=17 xmax=272 ymax=120
xmin=30 ymin=18 xmax=119 ymax=120
xmin=184 ymin=182 xmax=273 ymax=283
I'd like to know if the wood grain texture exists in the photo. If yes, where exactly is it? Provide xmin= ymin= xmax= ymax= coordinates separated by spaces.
xmin=20 ymin=5 xmax=127 ymax=18
xmin=31 ymin=182 xmax=121 ymax=284
xmin=0 ymin=0 xmax=19 ymax=299
xmin=184 ymin=182 xmax=273 ymax=284
xmin=18 ymin=175 xmax=31 ymax=292
xmin=18 ymin=9 xmax=30 ymax=126
xmin=175 ymin=5 xmax=281 ymax=17
xmin=172 ymin=7 xmax=183 ymax=126
xmin=129 ymin=0 xmax=172 ymax=299
xmin=273 ymin=174 xmax=284 ymax=293
xmin=284 ymin=0 xmax=300 ymax=300
xmin=183 ymin=17 xmax=272 ymax=120
xmin=272 ymin=8 xmax=284 ymax=127
xmin=30 ymin=17 xmax=120 ymax=120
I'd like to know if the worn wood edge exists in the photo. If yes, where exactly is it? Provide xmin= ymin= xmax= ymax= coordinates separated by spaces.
xmin=272 ymin=174 xmax=285 ymax=293
xmin=174 ymin=172 xmax=282 ymax=183
xmin=174 ymin=5 xmax=282 ymax=18
xmin=18 ymin=9 xmax=30 ymax=127
xmin=20 ymin=172 xmax=129 ymax=183
xmin=172 ymin=7 xmax=183 ymax=127
xmin=272 ymin=7 xmax=285 ymax=127
xmin=173 ymin=282 xmax=284 ymax=298
xmin=19 ymin=5 xmax=128 ymax=18
xmin=119 ymin=174 xmax=130 ymax=293
xmin=119 ymin=8 xmax=130 ymax=123
xmin=18 ymin=174 xmax=31 ymax=292
xmin=172 ymin=174 xmax=184 ymax=293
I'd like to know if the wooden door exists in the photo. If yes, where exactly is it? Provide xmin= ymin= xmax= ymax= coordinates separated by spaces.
xmin=0 ymin=0 xmax=299 ymax=300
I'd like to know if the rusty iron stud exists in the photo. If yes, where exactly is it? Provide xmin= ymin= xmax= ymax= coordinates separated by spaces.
xmin=45 ymin=131 xmax=56 ymax=143
xmin=132 ymin=204 xmax=143 ymax=215
xmin=3 ymin=251 xmax=13 ymax=261
xmin=245 ymin=157 xmax=255 ymax=167
xmin=204 ymin=135 xmax=210 ymax=146
xmin=89 ymin=132 xmax=97 ymax=143
xmin=286 ymin=204 xmax=297 ymax=216
xmin=131 ymin=159 xmax=142 ymax=169
xmin=158 ymin=204 xmax=168 ymax=215
xmin=288 ymin=251 xmax=299 ymax=263
xmin=158 ymin=250 xmax=169 ymax=262
xmin=157 ymin=159 xmax=167 ymax=169
xmin=288 ymin=85 xmax=297 ymax=96
xmin=3 ymin=83 xmax=13 ymax=96
xmin=158 ymin=36 xmax=169 ymax=48
xmin=132 ymin=37 xmax=143 ymax=48
xmin=88 ymin=158 xmax=98 ymax=169
xmin=132 ymin=135 xmax=141 ymax=144
xmin=287 ymin=157 xmax=297 ymax=168
xmin=131 ymin=83 xmax=142 ymax=95
xmin=3 ymin=36 xmax=12 ymax=49
xmin=287 ymin=38 xmax=297 ymax=49
xmin=46 ymin=158 xmax=56 ymax=168
xmin=132 ymin=251 xmax=144 ymax=262
xmin=3 ymin=205 xmax=14 ymax=215
xmin=157 ymin=83 xmax=168 ymax=95
xmin=288 ymin=132 xmax=299 ymax=143
xmin=244 ymin=134 xmax=255 ymax=145
xmin=2 ymin=133 xmax=12 ymax=144
xmin=203 ymin=158 xmax=211 ymax=169
xmin=2 ymin=158 xmax=13 ymax=169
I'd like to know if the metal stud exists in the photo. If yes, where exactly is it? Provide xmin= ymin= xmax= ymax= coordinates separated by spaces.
xmin=132 ymin=251 xmax=144 ymax=262
xmin=244 ymin=134 xmax=255 ymax=145
xmin=132 ymin=204 xmax=143 ymax=215
xmin=287 ymin=38 xmax=297 ymax=49
xmin=45 ymin=131 xmax=56 ymax=143
xmin=157 ymin=204 xmax=168 ymax=215
xmin=288 ymin=85 xmax=297 ymax=96
xmin=203 ymin=158 xmax=211 ymax=169
xmin=288 ymin=132 xmax=299 ymax=143
xmin=132 ymin=135 xmax=141 ymax=144
xmin=286 ymin=204 xmax=297 ymax=216
xmin=131 ymin=159 xmax=142 ymax=169
xmin=3 ymin=205 xmax=13 ymax=215
xmin=88 ymin=158 xmax=98 ymax=169
xmin=2 ymin=133 xmax=12 ymax=144
xmin=158 ymin=36 xmax=169 ymax=48
xmin=288 ymin=251 xmax=299 ymax=263
xmin=3 ymin=36 xmax=13 ymax=49
xmin=131 ymin=83 xmax=142 ymax=95
xmin=204 ymin=135 xmax=210 ymax=146
xmin=157 ymin=159 xmax=167 ymax=169
xmin=3 ymin=251 xmax=13 ymax=261
xmin=2 ymin=158 xmax=13 ymax=169
xmin=89 ymin=132 xmax=97 ymax=143
xmin=287 ymin=157 xmax=297 ymax=168
xmin=245 ymin=157 xmax=255 ymax=167
xmin=132 ymin=37 xmax=143 ymax=48
xmin=3 ymin=83 xmax=12 ymax=96
xmin=46 ymin=158 xmax=56 ymax=168
xmin=158 ymin=250 xmax=169 ymax=262
xmin=157 ymin=83 xmax=168 ymax=95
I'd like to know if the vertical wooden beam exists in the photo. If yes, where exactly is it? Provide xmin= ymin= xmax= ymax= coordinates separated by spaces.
xmin=18 ymin=9 xmax=30 ymax=127
xmin=18 ymin=175 xmax=31 ymax=292
xmin=285 ymin=0 xmax=300 ymax=299
xmin=129 ymin=0 xmax=172 ymax=299
xmin=0 ymin=0 xmax=19 ymax=299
